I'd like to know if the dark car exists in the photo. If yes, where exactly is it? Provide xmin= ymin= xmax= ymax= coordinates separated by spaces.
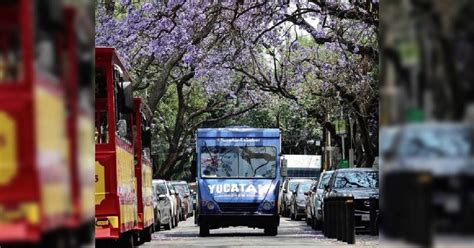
xmin=290 ymin=181 xmax=313 ymax=221
xmin=171 ymin=181 xmax=192 ymax=220
xmin=322 ymin=168 xmax=379 ymax=231
xmin=280 ymin=178 xmax=313 ymax=217
xmin=381 ymin=123 xmax=474 ymax=233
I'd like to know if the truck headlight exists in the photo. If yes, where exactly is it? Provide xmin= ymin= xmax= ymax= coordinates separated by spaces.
xmin=262 ymin=201 xmax=272 ymax=210
xmin=206 ymin=201 xmax=215 ymax=210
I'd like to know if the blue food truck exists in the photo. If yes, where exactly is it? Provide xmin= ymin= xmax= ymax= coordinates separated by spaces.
xmin=196 ymin=127 xmax=286 ymax=236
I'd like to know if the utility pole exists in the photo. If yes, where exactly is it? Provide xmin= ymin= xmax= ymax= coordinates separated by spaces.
xmin=340 ymin=109 xmax=345 ymax=160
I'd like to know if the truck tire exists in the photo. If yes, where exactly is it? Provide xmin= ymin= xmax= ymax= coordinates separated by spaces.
xmin=264 ymin=225 xmax=278 ymax=236
xmin=199 ymin=224 xmax=210 ymax=237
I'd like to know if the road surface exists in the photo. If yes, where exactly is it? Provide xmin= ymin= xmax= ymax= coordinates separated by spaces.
xmin=141 ymin=216 xmax=378 ymax=247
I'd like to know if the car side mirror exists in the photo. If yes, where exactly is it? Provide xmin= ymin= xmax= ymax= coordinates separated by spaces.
xmin=324 ymin=185 xmax=329 ymax=191
xmin=281 ymin=158 xmax=288 ymax=177
xmin=283 ymin=189 xmax=287 ymax=193
xmin=170 ymin=189 xmax=175 ymax=195
xmin=304 ymin=191 xmax=309 ymax=196
xmin=158 ymin=194 xmax=166 ymax=200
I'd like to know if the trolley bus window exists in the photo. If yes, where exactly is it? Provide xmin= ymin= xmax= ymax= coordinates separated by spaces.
xmin=34 ymin=0 xmax=62 ymax=81
xmin=95 ymin=67 xmax=109 ymax=144
xmin=113 ymin=64 xmax=133 ymax=144
xmin=0 ymin=1 xmax=22 ymax=84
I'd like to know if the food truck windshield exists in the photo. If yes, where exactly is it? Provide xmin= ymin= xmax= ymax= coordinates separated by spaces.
xmin=200 ymin=146 xmax=277 ymax=179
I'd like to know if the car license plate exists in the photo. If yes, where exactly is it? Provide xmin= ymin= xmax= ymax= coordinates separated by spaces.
xmin=361 ymin=214 xmax=370 ymax=221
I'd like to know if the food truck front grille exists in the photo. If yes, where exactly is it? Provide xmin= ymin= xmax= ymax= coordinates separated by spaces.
xmin=218 ymin=203 xmax=260 ymax=213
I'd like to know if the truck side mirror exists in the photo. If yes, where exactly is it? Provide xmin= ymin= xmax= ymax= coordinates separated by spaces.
xmin=281 ymin=158 xmax=288 ymax=177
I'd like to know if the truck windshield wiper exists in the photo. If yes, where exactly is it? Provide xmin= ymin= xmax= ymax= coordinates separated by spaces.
xmin=253 ymin=161 xmax=270 ymax=177
xmin=203 ymin=141 xmax=218 ymax=168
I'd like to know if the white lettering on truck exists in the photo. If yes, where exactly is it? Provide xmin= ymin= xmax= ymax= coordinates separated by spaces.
xmin=208 ymin=183 xmax=271 ymax=194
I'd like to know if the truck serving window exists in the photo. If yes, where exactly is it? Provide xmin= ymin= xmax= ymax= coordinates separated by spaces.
xmin=200 ymin=146 xmax=277 ymax=178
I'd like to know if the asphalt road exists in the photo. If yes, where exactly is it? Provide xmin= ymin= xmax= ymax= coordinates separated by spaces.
xmin=141 ymin=216 xmax=379 ymax=248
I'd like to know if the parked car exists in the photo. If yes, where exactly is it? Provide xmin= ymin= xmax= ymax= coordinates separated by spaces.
xmin=171 ymin=181 xmax=193 ymax=220
xmin=167 ymin=182 xmax=181 ymax=227
xmin=280 ymin=178 xmax=313 ymax=217
xmin=309 ymin=170 xmax=334 ymax=229
xmin=152 ymin=180 xmax=173 ymax=231
xmin=188 ymin=182 xmax=197 ymax=211
xmin=305 ymin=180 xmax=319 ymax=225
xmin=290 ymin=181 xmax=313 ymax=221
xmin=381 ymin=123 xmax=473 ymax=234
xmin=322 ymin=168 xmax=379 ymax=231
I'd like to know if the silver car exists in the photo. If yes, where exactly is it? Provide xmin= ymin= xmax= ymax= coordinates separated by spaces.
xmin=310 ymin=171 xmax=333 ymax=229
xmin=280 ymin=178 xmax=313 ymax=217
xmin=152 ymin=180 xmax=176 ymax=230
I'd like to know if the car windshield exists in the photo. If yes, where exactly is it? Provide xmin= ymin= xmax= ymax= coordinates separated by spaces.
xmin=155 ymin=183 xmax=167 ymax=194
xmin=172 ymin=184 xmax=189 ymax=194
xmin=200 ymin=146 xmax=277 ymax=178
xmin=297 ymin=183 xmax=312 ymax=193
xmin=399 ymin=127 xmax=473 ymax=158
xmin=318 ymin=173 xmax=333 ymax=189
xmin=334 ymin=171 xmax=379 ymax=189
xmin=289 ymin=180 xmax=310 ymax=192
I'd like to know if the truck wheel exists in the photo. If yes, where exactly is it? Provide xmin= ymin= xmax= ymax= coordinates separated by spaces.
xmin=199 ymin=225 xmax=210 ymax=237
xmin=264 ymin=225 xmax=278 ymax=236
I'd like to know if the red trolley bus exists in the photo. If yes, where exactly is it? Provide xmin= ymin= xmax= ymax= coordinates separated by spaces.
xmin=63 ymin=6 xmax=95 ymax=245
xmin=0 ymin=0 xmax=74 ymax=246
xmin=132 ymin=98 xmax=154 ymax=244
xmin=95 ymin=47 xmax=145 ymax=248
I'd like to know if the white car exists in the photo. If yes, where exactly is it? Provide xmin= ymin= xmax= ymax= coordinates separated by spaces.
xmin=311 ymin=171 xmax=333 ymax=229
xmin=153 ymin=180 xmax=178 ymax=229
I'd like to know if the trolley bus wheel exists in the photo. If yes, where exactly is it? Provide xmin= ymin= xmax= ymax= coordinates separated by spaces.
xmin=117 ymin=232 xmax=134 ymax=248
xmin=199 ymin=224 xmax=210 ymax=237
xmin=140 ymin=226 xmax=152 ymax=242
